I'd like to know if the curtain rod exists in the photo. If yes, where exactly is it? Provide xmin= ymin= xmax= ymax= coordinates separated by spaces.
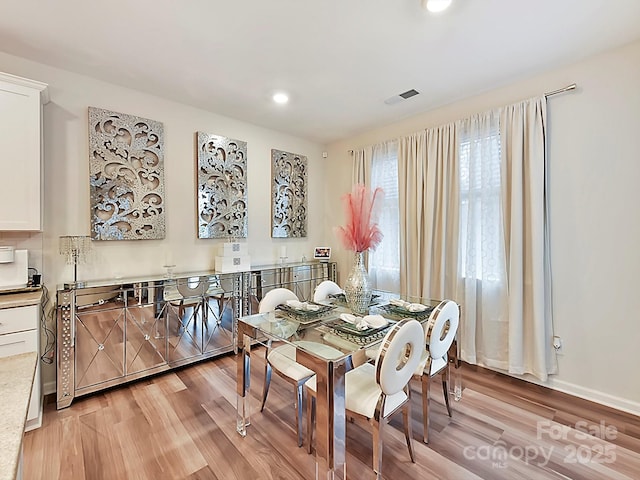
xmin=545 ymin=83 xmax=576 ymax=97
xmin=347 ymin=83 xmax=577 ymax=152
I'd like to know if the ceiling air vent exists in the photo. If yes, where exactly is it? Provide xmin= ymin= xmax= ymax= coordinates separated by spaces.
xmin=384 ymin=89 xmax=420 ymax=105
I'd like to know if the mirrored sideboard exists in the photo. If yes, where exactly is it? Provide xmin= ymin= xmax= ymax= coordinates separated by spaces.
xmin=56 ymin=261 xmax=337 ymax=409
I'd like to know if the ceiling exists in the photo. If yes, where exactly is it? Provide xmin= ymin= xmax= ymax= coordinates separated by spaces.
xmin=1 ymin=0 xmax=640 ymax=144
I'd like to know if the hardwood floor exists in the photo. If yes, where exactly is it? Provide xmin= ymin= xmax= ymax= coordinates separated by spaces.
xmin=23 ymin=350 xmax=640 ymax=479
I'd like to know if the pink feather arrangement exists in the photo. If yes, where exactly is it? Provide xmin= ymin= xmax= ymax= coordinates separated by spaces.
xmin=335 ymin=184 xmax=385 ymax=252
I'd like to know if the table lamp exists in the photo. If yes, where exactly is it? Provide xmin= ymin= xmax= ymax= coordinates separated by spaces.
xmin=59 ymin=235 xmax=92 ymax=288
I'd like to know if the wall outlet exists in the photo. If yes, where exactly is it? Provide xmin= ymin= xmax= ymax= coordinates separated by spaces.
xmin=552 ymin=335 xmax=563 ymax=354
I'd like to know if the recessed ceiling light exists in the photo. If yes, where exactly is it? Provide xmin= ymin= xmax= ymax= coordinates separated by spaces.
xmin=272 ymin=92 xmax=289 ymax=104
xmin=422 ymin=0 xmax=452 ymax=13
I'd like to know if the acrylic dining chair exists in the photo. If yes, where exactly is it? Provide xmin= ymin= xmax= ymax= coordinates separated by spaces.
xmin=305 ymin=318 xmax=424 ymax=478
xmin=259 ymin=287 xmax=343 ymax=447
xmin=169 ymin=275 xmax=226 ymax=326
xmin=412 ymin=299 xmax=459 ymax=443
xmin=175 ymin=276 xmax=209 ymax=320
xmin=164 ymin=276 xmax=212 ymax=335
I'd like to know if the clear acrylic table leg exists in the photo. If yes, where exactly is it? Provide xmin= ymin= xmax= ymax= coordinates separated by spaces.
xmin=236 ymin=332 xmax=252 ymax=436
xmin=452 ymin=365 xmax=462 ymax=401
xmin=450 ymin=338 xmax=463 ymax=401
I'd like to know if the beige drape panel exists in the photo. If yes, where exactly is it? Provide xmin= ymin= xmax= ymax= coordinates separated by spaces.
xmin=351 ymin=147 xmax=372 ymax=186
xmin=397 ymin=126 xmax=458 ymax=299
xmin=500 ymin=97 xmax=557 ymax=380
xmin=350 ymin=147 xmax=373 ymax=270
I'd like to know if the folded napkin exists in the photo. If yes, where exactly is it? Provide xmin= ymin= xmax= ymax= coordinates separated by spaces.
xmin=339 ymin=313 xmax=388 ymax=331
xmin=389 ymin=298 xmax=428 ymax=312
xmin=285 ymin=300 xmax=320 ymax=311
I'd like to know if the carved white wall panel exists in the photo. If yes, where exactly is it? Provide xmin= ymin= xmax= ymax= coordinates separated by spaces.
xmin=89 ymin=107 xmax=165 ymax=240
xmin=271 ymin=149 xmax=307 ymax=238
xmin=197 ymin=132 xmax=248 ymax=238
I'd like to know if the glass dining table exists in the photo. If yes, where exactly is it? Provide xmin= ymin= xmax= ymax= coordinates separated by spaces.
xmin=235 ymin=292 xmax=459 ymax=480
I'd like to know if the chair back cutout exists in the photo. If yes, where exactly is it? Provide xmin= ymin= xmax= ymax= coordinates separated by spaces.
xmin=176 ymin=276 xmax=210 ymax=299
xmin=375 ymin=319 xmax=423 ymax=395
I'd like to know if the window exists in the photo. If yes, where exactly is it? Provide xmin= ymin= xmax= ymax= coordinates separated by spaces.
xmin=458 ymin=120 xmax=504 ymax=283
xmin=367 ymin=119 xmax=504 ymax=288
xmin=369 ymin=141 xmax=400 ymax=291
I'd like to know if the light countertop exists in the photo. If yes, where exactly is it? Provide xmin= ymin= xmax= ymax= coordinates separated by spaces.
xmin=0 ymin=289 xmax=42 ymax=310
xmin=0 ymin=352 xmax=37 ymax=480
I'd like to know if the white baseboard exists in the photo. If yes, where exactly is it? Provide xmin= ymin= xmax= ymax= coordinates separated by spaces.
xmin=472 ymin=363 xmax=640 ymax=417
xmin=24 ymin=409 xmax=42 ymax=432
xmin=43 ymin=380 xmax=56 ymax=396
xmin=543 ymin=377 xmax=640 ymax=417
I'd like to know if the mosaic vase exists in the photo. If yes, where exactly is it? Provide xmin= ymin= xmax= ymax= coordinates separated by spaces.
xmin=344 ymin=251 xmax=372 ymax=315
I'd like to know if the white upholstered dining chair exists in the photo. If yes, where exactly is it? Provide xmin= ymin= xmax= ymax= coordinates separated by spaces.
xmin=305 ymin=318 xmax=424 ymax=477
xmin=412 ymin=299 xmax=459 ymax=443
xmin=312 ymin=280 xmax=343 ymax=303
xmin=259 ymin=288 xmax=343 ymax=447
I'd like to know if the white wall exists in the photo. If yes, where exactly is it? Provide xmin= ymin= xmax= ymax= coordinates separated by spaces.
xmin=0 ymin=52 xmax=326 ymax=391
xmin=325 ymin=40 xmax=640 ymax=414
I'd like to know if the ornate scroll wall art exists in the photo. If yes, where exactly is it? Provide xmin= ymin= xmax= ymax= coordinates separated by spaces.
xmin=197 ymin=132 xmax=248 ymax=238
xmin=88 ymin=107 xmax=165 ymax=240
xmin=271 ymin=149 xmax=307 ymax=238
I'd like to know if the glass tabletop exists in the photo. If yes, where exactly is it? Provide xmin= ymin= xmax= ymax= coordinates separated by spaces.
xmin=238 ymin=291 xmax=442 ymax=361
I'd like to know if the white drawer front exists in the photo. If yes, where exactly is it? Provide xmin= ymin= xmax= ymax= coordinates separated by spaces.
xmin=0 ymin=329 xmax=37 ymax=356
xmin=0 ymin=304 xmax=38 ymax=335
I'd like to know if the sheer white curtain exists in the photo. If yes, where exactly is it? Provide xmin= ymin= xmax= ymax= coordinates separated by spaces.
xmin=369 ymin=141 xmax=400 ymax=291
xmin=456 ymin=110 xmax=510 ymax=370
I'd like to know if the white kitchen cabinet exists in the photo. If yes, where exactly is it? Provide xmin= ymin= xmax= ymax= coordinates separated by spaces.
xmin=0 ymin=72 xmax=49 ymax=231
xmin=0 ymin=293 xmax=42 ymax=430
